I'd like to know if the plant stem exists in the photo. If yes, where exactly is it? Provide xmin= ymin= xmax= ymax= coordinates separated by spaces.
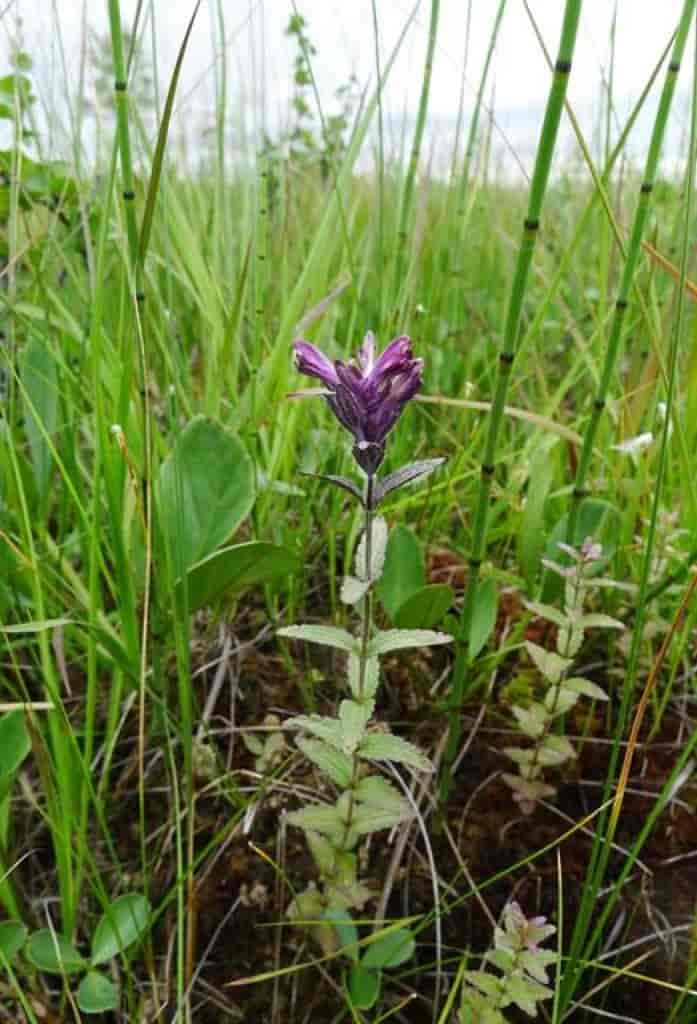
xmin=339 ymin=474 xmax=375 ymax=851
xmin=564 ymin=0 xmax=695 ymax=547
xmin=442 ymin=0 xmax=584 ymax=796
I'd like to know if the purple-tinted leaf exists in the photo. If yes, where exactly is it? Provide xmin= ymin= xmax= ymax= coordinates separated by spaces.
xmin=373 ymin=458 xmax=446 ymax=505
xmin=300 ymin=472 xmax=364 ymax=505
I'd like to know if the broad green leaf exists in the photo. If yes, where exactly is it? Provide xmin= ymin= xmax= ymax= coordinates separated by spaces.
xmin=179 ymin=542 xmax=299 ymax=611
xmin=355 ymin=515 xmax=388 ymax=582
xmin=511 ymin=703 xmax=547 ymax=740
xmin=324 ymin=907 xmax=359 ymax=961
xmin=305 ymin=831 xmax=336 ymax=875
xmin=278 ymin=625 xmax=357 ymax=653
xmin=525 ymin=641 xmax=571 ymax=684
xmin=468 ymin=578 xmax=498 ymax=658
xmin=537 ymin=735 xmax=575 ymax=766
xmin=347 ymin=654 xmax=379 ymax=701
xmin=359 ymin=733 xmax=431 ymax=771
xmin=394 ymin=584 xmax=454 ymax=629
xmin=502 ymin=746 xmax=534 ymax=766
xmin=539 ymin=734 xmax=576 ymax=762
xmin=502 ymin=774 xmax=557 ymax=807
xmin=21 ymin=336 xmax=59 ymax=503
xmin=578 ymin=612 xmax=625 ymax=631
xmin=338 ymin=700 xmax=373 ymax=754
xmin=90 ymin=893 xmax=151 ymax=965
xmin=26 ymin=930 xmax=85 ymax=975
xmin=0 ymin=711 xmax=30 ymax=781
xmin=523 ymin=600 xmax=567 ymax=628
xmin=504 ymin=973 xmax=552 ymax=1015
xmin=289 ymin=713 xmax=345 ymax=750
xmin=296 ymin=738 xmax=353 ymax=787
xmin=348 ymin=964 xmax=381 ymax=1010
xmin=355 ymin=775 xmax=410 ymax=817
xmin=564 ymin=676 xmax=609 ymax=701
xmin=518 ymin=439 xmax=557 ymax=588
xmin=544 ymin=687 xmax=579 ymax=716
xmin=463 ymin=970 xmax=501 ymax=998
xmin=157 ymin=416 xmax=254 ymax=571
xmin=519 ymin=949 xmax=558 ymax=984
xmin=287 ymin=804 xmax=345 ymax=841
xmin=362 ymin=927 xmax=415 ymax=969
xmin=351 ymin=804 xmax=410 ymax=835
xmin=376 ymin=525 xmax=424 ymax=620
xmin=77 ymin=971 xmax=119 ymax=1014
xmin=368 ymin=629 xmax=452 ymax=657
xmin=0 ymin=921 xmax=27 ymax=961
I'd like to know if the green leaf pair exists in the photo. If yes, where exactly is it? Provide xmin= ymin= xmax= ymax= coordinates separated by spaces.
xmin=325 ymin=909 xmax=415 ymax=1011
xmin=20 ymin=892 xmax=150 ymax=1014
xmin=157 ymin=417 xmax=298 ymax=611
xmin=376 ymin=525 xmax=454 ymax=629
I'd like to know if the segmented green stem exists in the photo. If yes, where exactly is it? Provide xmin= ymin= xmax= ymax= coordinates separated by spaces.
xmin=560 ymin=6 xmax=697 ymax=1012
xmin=442 ymin=0 xmax=583 ymax=790
xmin=565 ymin=0 xmax=694 ymax=546
xmin=393 ymin=0 xmax=440 ymax=305
xmin=107 ymin=0 xmax=143 ymax=302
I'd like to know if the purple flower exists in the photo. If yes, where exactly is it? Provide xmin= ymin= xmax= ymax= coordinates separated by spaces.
xmin=293 ymin=332 xmax=423 ymax=474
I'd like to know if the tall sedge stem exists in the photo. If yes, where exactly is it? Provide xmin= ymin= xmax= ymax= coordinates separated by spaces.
xmin=442 ymin=0 xmax=583 ymax=793
xmin=564 ymin=0 xmax=695 ymax=547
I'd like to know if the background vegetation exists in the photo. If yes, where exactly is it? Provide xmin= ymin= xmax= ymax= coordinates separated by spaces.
xmin=2 ymin=1 xmax=697 ymax=1021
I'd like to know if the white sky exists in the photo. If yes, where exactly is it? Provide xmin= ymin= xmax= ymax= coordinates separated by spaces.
xmin=2 ymin=2 xmax=693 ymax=164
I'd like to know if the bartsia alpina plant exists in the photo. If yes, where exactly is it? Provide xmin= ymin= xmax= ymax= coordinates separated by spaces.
xmin=278 ymin=331 xmax=449 ymax=1009
xmin=293 ymin=332 xmax=423 ymax=474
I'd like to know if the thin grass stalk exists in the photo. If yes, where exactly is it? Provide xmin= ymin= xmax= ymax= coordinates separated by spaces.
xmin=442 ymin=0 xmax=584 ymax=790
xmin=392 ymin=0 xmax=440 ymax=308
xmin=560 ymin=10 xmax=697 ymax=1012
xmin=565 ymin=0 xmax=695 ymax=547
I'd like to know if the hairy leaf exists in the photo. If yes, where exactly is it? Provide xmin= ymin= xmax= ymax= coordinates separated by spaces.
xmin=359 ymin=732 xmax=431 ymax=771
xmin=278 ymin=624 xmax=357 ymax=652
xmin=297 ymin=737 xmax=353 ymax=787
xmin=373 ymin=458 xmax=446 ymax=504
xmin=368 ymin=629 xmax=452 ymax=657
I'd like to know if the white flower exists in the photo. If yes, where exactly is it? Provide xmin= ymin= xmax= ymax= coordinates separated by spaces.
xmin=611 ymin=432 xmax=653 ymax=457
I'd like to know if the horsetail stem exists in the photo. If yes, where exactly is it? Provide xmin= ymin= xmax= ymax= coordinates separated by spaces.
xmin=560 ymin=8 xmax=697 ymax=1013
xmin=393 ymin=0 xmax=440 ymax=308
xmin=565 ymin=0 xmax=695 ymax=547
xmin=107 ymin=0 xmax=143 ymax=301
xmin=441 ymin=0 xmax=583 ymax=794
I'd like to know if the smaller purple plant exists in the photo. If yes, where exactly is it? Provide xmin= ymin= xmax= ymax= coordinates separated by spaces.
xmin=293 ymin=332 xmax=423 ymax=475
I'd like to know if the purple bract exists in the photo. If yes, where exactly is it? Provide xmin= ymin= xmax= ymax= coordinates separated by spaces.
xmin=293 ymin=332 xmax=423 ymax=474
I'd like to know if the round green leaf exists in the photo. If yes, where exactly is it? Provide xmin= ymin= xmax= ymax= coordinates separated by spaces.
xmin=376 ymin=525 xmax=425 ymax=621
xmin=26 ymin=930 xmax=85 ymax=975
xmin=0 ymin=920 xmax=27 ymax=961
xmin=468 ymin=578 xmax=498 ymax=659
xmin=180 ymin=541 xmax=299 ymax=611
xmin=348 ymin=964 xmax=381 ymax=1009
xmin=0 ymin=711 xmax=31 ymax=781
xmin=77 ymin=971 xmax=119 ymax=1014
xmin=90 ymin=893 xmax=151 ymax=966
xmin=157 ymin=416 xmax=255 ymax=571
xmin=394 ymin=583 xmax=454 ymax=629
xmin=362 ymin=927 xmax=415 ymax=969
